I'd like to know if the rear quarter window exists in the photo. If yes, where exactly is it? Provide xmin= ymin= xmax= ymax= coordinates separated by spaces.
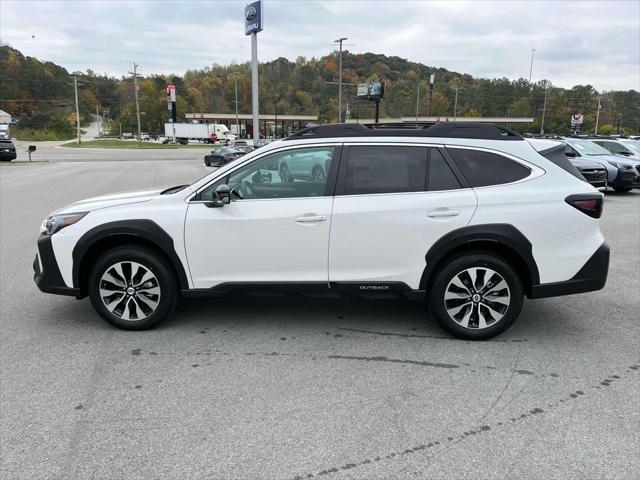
xmin=448 ymin=148 xmax=531 ymax=187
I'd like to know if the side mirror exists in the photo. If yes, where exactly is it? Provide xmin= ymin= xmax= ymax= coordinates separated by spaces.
xmin=565 ymin=150 xmax=576 ymax=157
xmin=251 ymin=169 xmax=272 ymax=184
xmin=205 ymin=184 xmax=231 ymax=208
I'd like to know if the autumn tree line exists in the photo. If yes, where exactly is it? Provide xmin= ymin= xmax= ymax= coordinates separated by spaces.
xmin=1 ymin=45 xmax=638 ymax=140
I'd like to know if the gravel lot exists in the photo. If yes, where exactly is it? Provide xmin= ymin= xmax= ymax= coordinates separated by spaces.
xmin=1 ymin=154 xmax=639 ymax=480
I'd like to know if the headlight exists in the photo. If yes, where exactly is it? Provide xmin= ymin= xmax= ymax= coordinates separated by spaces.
xmin=41 ymin=212 xmax=88 ymax=235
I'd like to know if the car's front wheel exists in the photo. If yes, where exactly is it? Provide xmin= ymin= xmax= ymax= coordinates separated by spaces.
xmin=88 ymin=247 xmax=178 ymax=330
xmin=612 ymin=186 xmax=633 ymax=192
xmin=427 ymin=252 xmax=523 ymax=340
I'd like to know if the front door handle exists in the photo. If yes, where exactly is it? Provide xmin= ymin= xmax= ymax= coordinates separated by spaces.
xmin=295 ymin=214 xmax=327 ymax=223
xmin=427 ymin=208 xmax=461 ymax=218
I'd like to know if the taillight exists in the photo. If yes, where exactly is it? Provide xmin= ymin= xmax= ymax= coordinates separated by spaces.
xmin=565 ymin=194 xmax=604 ymax=219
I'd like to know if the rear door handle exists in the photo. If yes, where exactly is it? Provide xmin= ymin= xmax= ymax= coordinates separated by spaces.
xmin=427 ymin=208 xmax=461 ymax=218
xmin=295 ymin=215 xmax=327 ymax=223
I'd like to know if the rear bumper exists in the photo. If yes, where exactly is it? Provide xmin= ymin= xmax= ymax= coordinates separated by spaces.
xmin=529 ymin=242 xmax=609 ymax=299
xmin=33 ymin=235 xmax=80 ymax=297
xmin=0 ymin=152 xmax=16 ymax=160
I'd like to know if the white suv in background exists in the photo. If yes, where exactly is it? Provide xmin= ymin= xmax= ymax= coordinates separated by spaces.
xmin=34 ymin=123 xmax=609 ymax=339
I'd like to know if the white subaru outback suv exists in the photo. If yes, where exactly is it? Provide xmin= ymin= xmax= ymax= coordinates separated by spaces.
xmin=34 ymin=123 xmax=609 ymax=339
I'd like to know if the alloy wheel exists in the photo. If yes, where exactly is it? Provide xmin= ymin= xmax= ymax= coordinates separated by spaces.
xmin=99 ymin=261 xmax=161 ymax=321
xmin=279 ymin=164 xmax=291 ymax=183
xmin=443 ymin=267 xmax=510 ymax=329
xmin=312 ymin=166 xmax=325 ymax=181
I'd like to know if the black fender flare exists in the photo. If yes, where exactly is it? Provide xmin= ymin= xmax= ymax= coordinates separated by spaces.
xmin=72 ymin=220 xmax=189 ymax=291
xmin=419 ymin=223 xmax=540 ymax=291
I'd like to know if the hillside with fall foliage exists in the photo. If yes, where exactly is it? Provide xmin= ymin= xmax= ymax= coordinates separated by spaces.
xmin=1 ymin=45 xmax=638 ymax=139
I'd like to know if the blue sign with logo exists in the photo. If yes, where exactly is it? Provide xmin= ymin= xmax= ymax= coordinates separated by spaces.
xmin=245 ymin=1 xmax=263 ymax=35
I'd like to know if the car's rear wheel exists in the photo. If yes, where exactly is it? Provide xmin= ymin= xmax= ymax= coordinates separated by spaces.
xmin=613 ymin=186 xmax=633 ymax=192
xmin=279 ymin=163 xmax=293 ymax=183
xmin=311 ymin=165 xmax=326 ymax=181
xmin=88 ymin=247 xmax=178 ymax=330
xmin=427 ymin=252 xmax=523 ymax=340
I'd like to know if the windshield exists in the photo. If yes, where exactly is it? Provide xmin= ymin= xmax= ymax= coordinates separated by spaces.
xmin=620 ymin=140 xmax=640 ymax=155
xmin=565 ymin=139 xmax=611 ymax=155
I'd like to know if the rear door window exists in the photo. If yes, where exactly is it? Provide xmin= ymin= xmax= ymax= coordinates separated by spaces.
xmin=448 ymin=148 xmax=531 ymax=187
xmin=343 ymin=146 xmax=427 ymax=195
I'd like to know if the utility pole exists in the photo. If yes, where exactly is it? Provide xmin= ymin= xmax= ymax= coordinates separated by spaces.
xmin=274 ymin=96 xmax=278 ymax=138
xmin=594 ymin=96 xmax=602 ymax=135
xmin=233 ymin=74 xmax=240 ymax=138
xmin=415 ymin=78 xmax=420 ymax=121
xmin=129 ymin=63 xmax=142 ymax=147
xmin=528 ymin=48 xmax=536 ymax=83
xmin=71 ymin=74 xmax=82 ymax=144
xmin=96 ymin=105 xmax=100 ymax=137
xmin=539 ymin=84 xmax=549 ymax=135
xmin=453 ymin=87 xmax=460 ymax=121
xmin=335 ymin=37 xmax=348 ymax=123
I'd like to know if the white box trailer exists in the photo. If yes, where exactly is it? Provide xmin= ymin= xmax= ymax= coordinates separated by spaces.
xmin=164 ymin=123 xmax=236 ymax=144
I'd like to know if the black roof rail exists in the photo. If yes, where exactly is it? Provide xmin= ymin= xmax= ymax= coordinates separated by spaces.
xmin=283 ymin=122 xmax=524 ymax=141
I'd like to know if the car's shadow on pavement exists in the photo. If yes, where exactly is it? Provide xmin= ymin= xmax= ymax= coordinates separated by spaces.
xmin=157 ymin=293 xmax=573 ymax=344
xmin=41 ymin=290 xmax=579 ymax=345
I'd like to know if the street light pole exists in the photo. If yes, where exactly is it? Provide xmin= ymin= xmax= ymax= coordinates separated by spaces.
xmin=528 ymin=48 xmax=536 ymax=83
xmin=335 ymin=37 xmax=348 ymax=123
xmin=540 ymin=84 xmax=549 ymax=135
xmin=453 ymin=87 xmax=460 ymax=121
xmin=415 ymin=78 xmax=420 ymax=121
xmin=594 ymin=96 xmax=602 ymax=135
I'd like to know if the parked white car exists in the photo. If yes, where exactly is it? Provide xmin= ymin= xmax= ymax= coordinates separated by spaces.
xmin=34 ymin=123 xmax=609 ymax=339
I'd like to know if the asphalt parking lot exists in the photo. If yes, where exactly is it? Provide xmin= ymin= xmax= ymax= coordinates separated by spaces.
xmin=1 ymin=152 xmax=639 ymax=480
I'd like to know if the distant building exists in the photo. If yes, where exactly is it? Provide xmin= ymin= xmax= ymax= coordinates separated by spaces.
xmin=346 ymin=116 xmax=534 ymax=125
xmin=185 ymin=113 xmax=317 ymax=138
xmin=0 ymin=110 xmax=11 ymax=124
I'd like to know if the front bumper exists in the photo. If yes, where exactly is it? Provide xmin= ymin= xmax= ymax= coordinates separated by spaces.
xmin=610 ymin=168 xmax=639 ymax=189
xmin=0 ymin=151 xmax=16 ymax=160
xmin=33 ymin=235 xmax=80 ymax=297
xmin=529 ymin=242 xmax=609 ymax=299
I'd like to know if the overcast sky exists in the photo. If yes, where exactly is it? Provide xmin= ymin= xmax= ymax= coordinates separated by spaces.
xmin=1 ymin=0 xmax=638 ymax=90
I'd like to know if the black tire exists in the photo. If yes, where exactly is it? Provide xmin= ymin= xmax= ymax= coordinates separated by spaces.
xmin=613 ymin=186 xmax=633 ymax=192
xmin=204 ymin=157 xmax=210 ymax=166
xmin=311 ymin=165 xmax=326 ymax=181
xmin=427 ymin=251 xmax=523 ymax=340
xmin=88 ymin=246 xmax=178 ymax=330
xmin=279 ymin=163 xmax=293 ymax=183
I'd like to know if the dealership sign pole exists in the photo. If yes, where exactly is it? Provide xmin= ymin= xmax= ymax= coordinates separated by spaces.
xmin=245 ymin=1 xmax=263 ymax=142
